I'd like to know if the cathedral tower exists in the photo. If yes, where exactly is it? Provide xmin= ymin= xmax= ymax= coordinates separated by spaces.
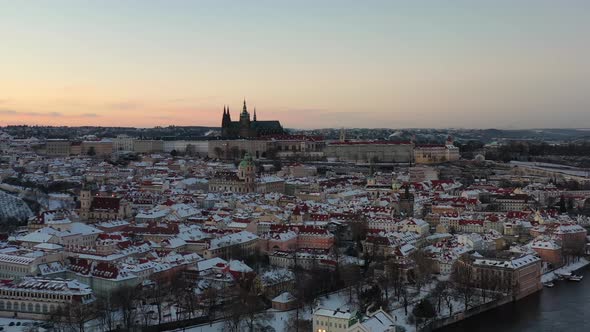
xmin=239 ymin=99 xmax=251 ymax=137
xmin=221 ymin=106 xmax=232 ymax=137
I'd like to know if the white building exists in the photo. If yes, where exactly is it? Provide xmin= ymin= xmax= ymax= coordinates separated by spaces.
xmin=113 ymin=134 xmax=135 ymax=154
xmin=0 ymin=277 xmax=94 ymax=319
xmin=313 ymin=307 xmax=353 ymax=332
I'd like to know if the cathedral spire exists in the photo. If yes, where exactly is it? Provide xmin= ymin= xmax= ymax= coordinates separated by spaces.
xmin=253 ymin=107 xmax=257 ymax=121
xmin=242 ymin=99 xmax=248 ymax=115
xmin=222 ymin=105 xmax=227 ymax=127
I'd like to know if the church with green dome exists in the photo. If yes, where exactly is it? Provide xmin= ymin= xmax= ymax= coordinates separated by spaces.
xmin=208 ymin=153 xmax=285 ymax=194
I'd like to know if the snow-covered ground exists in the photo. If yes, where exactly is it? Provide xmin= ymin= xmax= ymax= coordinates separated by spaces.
xmin=0 ymin=318 xmax=46 ymax=332
xmin=179 ymin=290 xmax=354 ymax=332
xmin=541 ymin=258 xmax=589 ymax=283
xmin=179 ymin=309 xmax=295 ymax=332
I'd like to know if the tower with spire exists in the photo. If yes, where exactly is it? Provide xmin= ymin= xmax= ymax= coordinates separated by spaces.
xmin=239 ymin=100 xmax=252 ymax=137
xmin=221 ymin=105 xmax=233 ymax=137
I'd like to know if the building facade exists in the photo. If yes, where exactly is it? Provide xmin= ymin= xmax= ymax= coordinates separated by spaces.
xmin=0 ymin=277 xmax=94 ymax=319
xmin=325 ymin=141 xmax=414 ymax=164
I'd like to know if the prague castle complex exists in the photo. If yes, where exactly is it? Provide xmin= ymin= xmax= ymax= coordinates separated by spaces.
xmin=221 ymin=100 xmax=285 ymax=138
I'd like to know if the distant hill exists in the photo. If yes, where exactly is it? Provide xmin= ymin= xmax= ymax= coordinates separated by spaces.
xmin=2 ymin=125 xmax=589 ymax=143
xmin=287 ymin=128 xmax=590 ymax=143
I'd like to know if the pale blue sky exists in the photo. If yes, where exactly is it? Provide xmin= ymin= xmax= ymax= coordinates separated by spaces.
xmin=1 ymin=1 xmax=589 ymax=128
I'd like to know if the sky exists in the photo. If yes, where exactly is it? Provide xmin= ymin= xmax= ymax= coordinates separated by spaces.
xmin=1 ymin=0 xmax=589 ymax=129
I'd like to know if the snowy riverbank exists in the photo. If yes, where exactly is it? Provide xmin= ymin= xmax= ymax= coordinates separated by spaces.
xmin=541 ymin=258 xmax=589 ymax=283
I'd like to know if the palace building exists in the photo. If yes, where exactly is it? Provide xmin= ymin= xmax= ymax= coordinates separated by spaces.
xmin=221 ymin=100 xmax=285 ymax=138
xmin=0 ymin=277 xmax=95 ymax=319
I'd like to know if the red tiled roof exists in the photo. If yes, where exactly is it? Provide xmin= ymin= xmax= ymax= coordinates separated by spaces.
xmin=91 ymin=197 xmax=121 ymax=211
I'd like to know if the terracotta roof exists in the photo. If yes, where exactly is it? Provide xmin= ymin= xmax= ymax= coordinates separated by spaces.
xmin=91 ymin=197 xmax=121 ymax=211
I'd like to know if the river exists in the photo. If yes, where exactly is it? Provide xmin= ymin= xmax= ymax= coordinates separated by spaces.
xmin=438 ymin=266 xmax=590 ymax=331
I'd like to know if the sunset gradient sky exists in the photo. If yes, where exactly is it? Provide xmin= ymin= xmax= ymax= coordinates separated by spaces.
xmin=1 ymin=1 xmax=589 ymax=129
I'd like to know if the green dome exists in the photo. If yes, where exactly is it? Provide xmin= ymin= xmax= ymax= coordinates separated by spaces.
xmin=239 ymin=153 xmax=255 ymax=168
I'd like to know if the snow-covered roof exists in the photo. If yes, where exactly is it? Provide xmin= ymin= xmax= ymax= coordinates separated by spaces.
xmin=474 ymin=254 xmax=540 ymax=269
xmin=197 ymin=257 xmax=228 ymax=272
xmin=208 ymin=231 xmax=258 ymax=250
xmin=315 ymin=307 xmax=352 ymax=319
xmin=272 ymin=291 xmax=296 ymax=303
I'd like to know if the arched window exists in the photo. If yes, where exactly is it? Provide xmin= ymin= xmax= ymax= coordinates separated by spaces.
xmin=0 ymin=300 xmax=4 ymax=310
xmin=27 ymin=302 xmax=33 ymax=312
xmin=35 ymin=303 xmax=41 ymax=312
xmin=43 ymin=303 xmax=48 ymax=313
xmin=21 ymin=302 xmax=26 ymax=311
xmin=6 ymin=301 xmax=11 ymax=310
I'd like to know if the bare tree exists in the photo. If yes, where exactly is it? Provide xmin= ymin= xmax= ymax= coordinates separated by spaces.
xmin=385 ymin=260 xmax=404 ymax=302
xmin=47 ymin=305 xmax=71 ymax=332
xmin=377 ymin=275 xmax=390 ymax=303
xmin=201 ymin=286 xmax=219 ymax=321
xmin=412 ymin=298 xmax=436 ymax=330
xmin=143 ymin=280 xmax=170 ymax=325
xmin=136 ymin=301 xmax=153 ymax=328
xmin=285 ymin=311 xmax=312 ymax=332
xmin=243 ymin=302 xmax=271 ymax=332
xmin=409 ymin=249 xmax=434 ymax=294
xmin=171 ymin=275 xmax=198 ymax=320
xmin=95 ymin=294 xmax=118 ymax=332
xmin=451 ymin=260 xmax=476 ymax=310
xmin=400 ymin=286 xmax=411 ymax=316
xmin=48 ymin=302 xmax=95 ymax=332
xmin=430 ymin=281 xmax=445 ymax=315
xmin=223 ymin=294 xmax=246 ymax=332
xmin=112 ymin=285 xmax=139 ymax=330
xmin=222 ymin=274 xmax=268 ymax=331
xmin=291 ymin=270 xmax=308 ymax=332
